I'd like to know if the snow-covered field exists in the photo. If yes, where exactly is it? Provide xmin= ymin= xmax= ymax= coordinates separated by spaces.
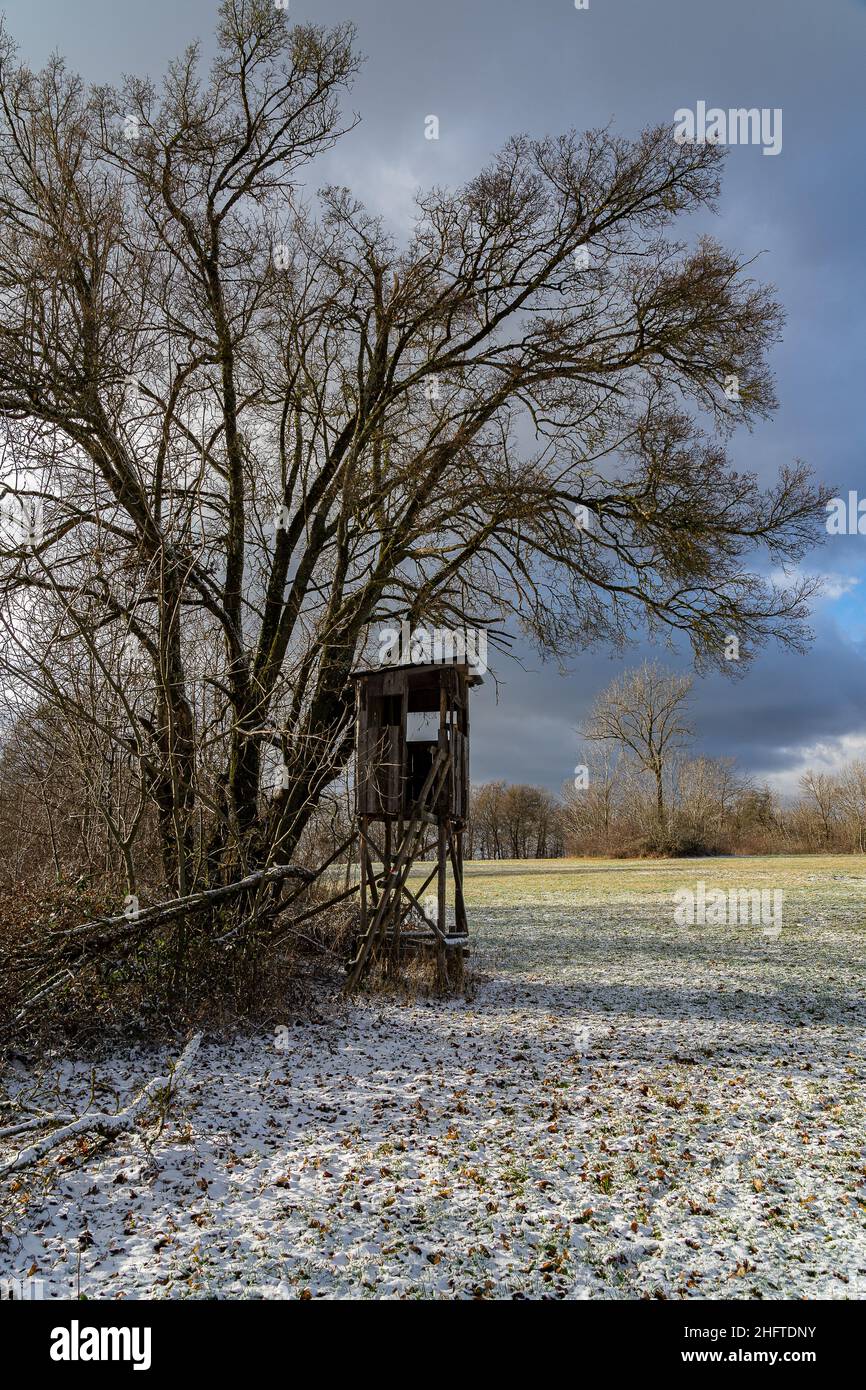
xmin=2 ymin=855 xmax=865 ymax=1299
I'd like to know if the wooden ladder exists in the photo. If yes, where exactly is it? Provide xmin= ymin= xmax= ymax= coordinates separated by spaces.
xmin=345 ymin=744 xmax=452 ymax=990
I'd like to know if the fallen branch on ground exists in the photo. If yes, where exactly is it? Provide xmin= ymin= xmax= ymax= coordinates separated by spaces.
xmin=7 ymin=863 xmax=317 ymax=1026
xmin=0 ymin=1112 xmax=76 ymax=1140
xmin=0 ymin=1033 xmax=202 ymax=1178
xmin=36 ymin=864 xmax=316 ymax=951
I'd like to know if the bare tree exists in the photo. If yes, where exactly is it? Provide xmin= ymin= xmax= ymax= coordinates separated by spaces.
xmin=799 ymin=770 xmax=838 ymax=849
xmin=674 ymin=754 xmax=742 ymax=846
xmin=0 ymin=2 xmax=827 ymax=903
xmin=469 ymin=780 xmax=508 ymax=859
xmin=561 ymin=743 xmax=620 ymax=851
xmin=467 ymin=781 xmax=562 ymax=859
xmin=837 ymin=760 xmax=866 ymax=853
xmin=581 ymin=662 xmax=693 ymax=826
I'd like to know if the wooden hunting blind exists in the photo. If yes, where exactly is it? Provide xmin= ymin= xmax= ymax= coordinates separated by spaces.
xmin=345 ymin=661 xmax=481 ymax=988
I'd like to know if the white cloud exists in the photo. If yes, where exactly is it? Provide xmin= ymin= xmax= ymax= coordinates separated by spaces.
xmin=817 ymin=573 xmax=862 ymax=601
xmin=769 ymin=566 xmax=861 ymax=602
xmin=762 ymin=731 xmax=866 ymax=796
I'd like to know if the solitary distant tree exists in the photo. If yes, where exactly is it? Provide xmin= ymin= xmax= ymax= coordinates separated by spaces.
xmin=0 ymin=1 xmax=827 ymax=897
xmin=581 ymin=663 xmax=693 ymax=826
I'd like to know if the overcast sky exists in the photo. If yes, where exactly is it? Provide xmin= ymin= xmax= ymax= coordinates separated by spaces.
xmin=5 ymin=0 xmax=864 ymax=797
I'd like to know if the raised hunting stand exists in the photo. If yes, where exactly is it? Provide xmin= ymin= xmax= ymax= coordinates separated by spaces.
xmin=345 ymin=660 xmax=480 ymax=990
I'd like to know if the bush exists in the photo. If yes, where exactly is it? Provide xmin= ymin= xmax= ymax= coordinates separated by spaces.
xmin=0 ymin=871 xmax=356 ymax=1049
xmin=628 ymin=830 xmax=719 ymax=858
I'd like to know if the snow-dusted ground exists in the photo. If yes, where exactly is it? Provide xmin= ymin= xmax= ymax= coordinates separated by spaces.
xmin=2 ymin=856 xmax=865 ymax=1299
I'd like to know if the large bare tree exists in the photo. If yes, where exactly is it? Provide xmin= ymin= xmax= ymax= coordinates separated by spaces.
xmin=0 ymin=1 xmax=828 ymax=898
xmin=581 ymin=662 xmax=694 ymax=826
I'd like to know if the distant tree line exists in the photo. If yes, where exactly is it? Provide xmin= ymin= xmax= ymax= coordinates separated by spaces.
xmin=466 ymin=663 xmax=866 ymax=858
xmin=466 ymin=782 xmax=564 ymax=859
xmin=466 ymin=760 xmax=866 ymax=859
xmin=3 ymin=663 xmax=862 ymax=886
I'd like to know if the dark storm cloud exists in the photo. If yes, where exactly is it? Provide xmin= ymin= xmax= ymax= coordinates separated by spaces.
xmin=8 ymin=0 xmax=864 ymax=791
xmin=470 ymin=610 xmax=866 ymax=797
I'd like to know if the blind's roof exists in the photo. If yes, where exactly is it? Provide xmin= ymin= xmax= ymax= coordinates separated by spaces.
xmin=350 ymin=660 xmax=483 ymax=687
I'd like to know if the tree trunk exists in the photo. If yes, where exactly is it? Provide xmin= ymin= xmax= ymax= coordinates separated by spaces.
xmin=655 ymin=766 xmax=665 ymax=827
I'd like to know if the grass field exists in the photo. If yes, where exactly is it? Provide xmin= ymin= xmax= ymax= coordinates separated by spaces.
xmin=2 ymin=854 xmax=864 ymax=1299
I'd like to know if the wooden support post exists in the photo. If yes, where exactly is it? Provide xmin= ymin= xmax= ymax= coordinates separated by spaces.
xmin=384 ymin=817 xmax=399 ymax=972
xmin=359 ymin=815 xmax=368 ymax=958
xmin=367 ymin=841 xmax=380 ymax=909
xmin=448 ymin=825 xmax=468 ymax=937
xmin=437 ymin=816 xmax=448 ymax=988
xmin=436 ymin=683 xmax=449 ymax=988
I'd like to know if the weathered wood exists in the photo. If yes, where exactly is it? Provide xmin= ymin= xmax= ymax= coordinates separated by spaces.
xmin=359 ymin=816 xmax=368 ymax=947
xmin=347 ymin=661 xmax=477 ymax=987
xmin=345 ymin=746 xmax=450 ymax=989
xmin=447 ymin=826 xmax=467 ymax=936
xmin=398 ymin=874 xmax=447 ymax=941
xmin=18 ymin=863 xmax=315 ymax=969
xmin=436 ymin=816 xmax=448 ymax=983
